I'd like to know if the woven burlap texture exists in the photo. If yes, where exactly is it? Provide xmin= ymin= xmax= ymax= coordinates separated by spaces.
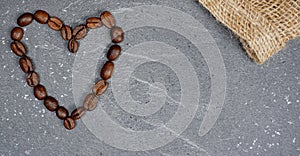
xmin=199 ymin=0 xmax=299 ymax=64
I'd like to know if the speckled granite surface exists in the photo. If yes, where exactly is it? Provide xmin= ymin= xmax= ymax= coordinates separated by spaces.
xmin=0 ymin=0 xmax=299 ymax=156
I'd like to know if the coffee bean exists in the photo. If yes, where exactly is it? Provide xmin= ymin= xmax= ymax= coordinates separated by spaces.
xmin=48 ymin=17 xmax=63 ymax=31
xmin=34 ymin=84 xmax=47 ymax=100
xmin=68 ymin=39 xmax=79 ymax=53
xmin=100 ymin=11 xmax=115 ymax=28
xmin=64 ymin=117 xmax=76 ymax=130
xmin=56 ymin=106 xmax=68 ymax=120
xmin=19 ymin=56 xmax=33 ymax=73
xmin=72 ymin=25 xmax=87 ymax=40
xmin=100 ymin=61 xmax=114 ymax=80
xmin=44 ymin=96 xmax=59 ymax=112
xmin=34 ymin=10 xmax=49 ymax=24
xmin=11 ymin=27 xmax=24 ymax=41
xmin=83 ymin=93 xmax=98 ymax=111
xmin=26 ymin=71 xmax=39 ymax=87
xmin=86 ymin=17 xmax=102 ymax=29
xmin=111 ymin=26 xmax=124 ymax=43
xmin=107 ymin=45 xmax=121 ymax=61
xmin=11 ymin=41 xmax=26 ymax=57
xmin=71 ymin=107 xmax=86 ymax=120
xmin=93 ymin=80 xmax=108 ymax=96
xmin=17 ymin=13 xmax=34 ymax=27
xmin=61 ymin=25 xmax=72 ymax=40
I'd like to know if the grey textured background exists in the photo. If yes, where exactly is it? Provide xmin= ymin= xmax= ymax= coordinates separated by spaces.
xmin=0 ymin=0 xmax=299 ymax=156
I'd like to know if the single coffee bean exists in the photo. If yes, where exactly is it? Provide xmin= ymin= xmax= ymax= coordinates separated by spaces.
xmin=34 ymin=84 xmax=47 ymax=100
xmin=86 ymin=17 xmax=102 ymax=29
xmin=11 ymin=27 xmax=24 ymax=41
xmin=100 ymin=11 xmax=115 ymax=28
xmin=61 ymin=25 xmax=72 ymax=40
xmin=19 ymin=56 xmax=33 ymax=73
xmin=68 ymin=39 xmax=79 ymax=53
xmin=100 ymin=61 xmax=114 ymax=80
xmin=111 ymin=26 xmax=124 ymax=43
xmin=93 ymin=80 xmax=108 ymax=96
xmin=17 ymin=13 xmax=34 ymax=27
xmin=72 ymin=25 xmax=87 ymax=40
xmin=48 ymin=17 xmax=63 ymax=31
xmin=83 ymin=93 xmax=98 ymax=111
xmin=71 ymin=107 xmax=86 ymax=120
xmin=44 ymin=96 xmax=59 ymax=112
xmin=26 ymin=71 xmax=39 ymax=87
xmin=11 ymin=41 xmax=26 ymax=56
xmin=34 ymin=10 xmax=49 ymax=24
xmin=107 ymin=45 xmax=121 ymax=61
xmin=64 ymin=117 xmax=76 ymax=130
xmin=56 ymin=106 xmax=68 ymax=120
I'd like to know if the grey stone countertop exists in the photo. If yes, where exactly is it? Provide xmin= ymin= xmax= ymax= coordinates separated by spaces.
xmin=0 ymin=0 xmax=299 ymax=156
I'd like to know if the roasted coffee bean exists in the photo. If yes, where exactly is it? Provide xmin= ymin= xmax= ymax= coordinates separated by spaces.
xmin=107 ymin=45 xmax=121 ymax=61
xmin=26 ymin=71 xmax=39 ymax=87
xmin=86 ymin=17 xmax=102 ymax=29
xmin=11 ymin=41 xmax=26 ymax=56
xmin=100 ymin=11 xmax=115 ymax=28
xmin=72 ymin=25 xmax=87 ymax=40
xmin=61 ymin=25 xmax=72 ymax=40
xmin=34 ymin=84 xmax=47 ymax=100
xmin=44 ymin=96 xmax=59 ymax=112
xmin=56 ymin=106 xmax=68 ymax=120
xmin=17 ymin=13 xmax=34 ymax=27
xmin=93 ymin=80 xmax=108 ymax=96
xmin=48 ymin=17 xmax=63 ymax=31
xmin=68 ymin=39 xmax=79 ymax=53
xmin=71 ymin=107 xmax=86 ymax=120
xmin=83 ymin=93 xmax=98 ymax=111
xmin=100 ymin=61 xmax=114 ymax=80
xmin=111 ymin=26 xmax=124 ymax=43
xmin=64 ymin=117 xmax=76 ymax=130
xmin=11 ymin=27 xmax=24 ymax=41
xmin=19 ymin=56 xmax=33 ymax=73
xmin=34 ymin=10 xmax=49 ymax=24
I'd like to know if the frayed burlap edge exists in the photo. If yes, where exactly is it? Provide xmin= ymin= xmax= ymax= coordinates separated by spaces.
xmin=198 ymin=0 xmax=300 ymax=64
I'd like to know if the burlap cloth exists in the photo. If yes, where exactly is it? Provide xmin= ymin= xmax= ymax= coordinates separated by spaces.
xmin=198 ymin=0 xmax=299 ymax=64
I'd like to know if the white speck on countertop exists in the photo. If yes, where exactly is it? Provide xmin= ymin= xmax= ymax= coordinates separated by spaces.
xmin=252 ymin=138 xmax=258 ymax=145
xmin=24 ymin=150 xmax=31 ymax=155
xmin=24 ymin=94 xmax=29 ymax=100
xmin=271 ymin=134 xmax=275 ymax=137
xmin=274 ymin=131 xmax=281 ymax=135
xmin=284 ymin=95 xmax=292 ymax=105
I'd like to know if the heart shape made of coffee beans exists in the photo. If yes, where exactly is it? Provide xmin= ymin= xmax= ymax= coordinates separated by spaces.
xmin=10 ymin=10 xmax=124 ymax=130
